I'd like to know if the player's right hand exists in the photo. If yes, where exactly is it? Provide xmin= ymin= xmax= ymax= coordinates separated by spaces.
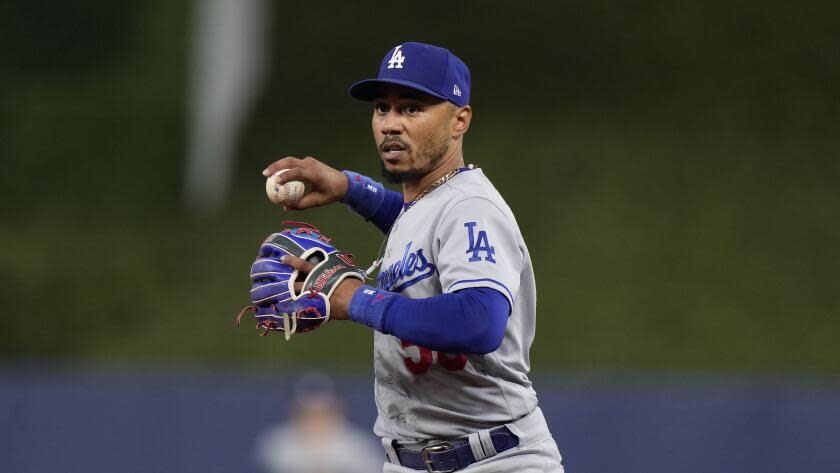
xmin=262 ymin=156 xmax=349 ymax=210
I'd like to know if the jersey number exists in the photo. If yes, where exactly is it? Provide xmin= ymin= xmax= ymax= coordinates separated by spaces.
xmin=401 ymin=340 xmax=467 ymax=374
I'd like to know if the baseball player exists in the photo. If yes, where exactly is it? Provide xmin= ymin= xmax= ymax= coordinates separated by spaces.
xmin=261 ymin=42 xmax=564 ymax=472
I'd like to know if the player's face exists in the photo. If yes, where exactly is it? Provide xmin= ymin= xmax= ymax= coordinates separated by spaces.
xmin=371 ymin=85 xmax=455 ymax=184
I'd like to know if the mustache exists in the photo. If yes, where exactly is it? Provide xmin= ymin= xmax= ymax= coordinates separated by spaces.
xmin=379 ymin=137 xmax=411 ymax=152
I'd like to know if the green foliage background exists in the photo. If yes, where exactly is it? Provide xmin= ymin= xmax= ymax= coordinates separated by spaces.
xmin=1 ymin=1 xmax=838 ymax=373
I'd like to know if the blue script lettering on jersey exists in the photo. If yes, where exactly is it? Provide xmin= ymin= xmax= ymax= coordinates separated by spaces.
xmin=376 ymin=241 xmax=438 ymax=292
xmin=464 ymin=222 xmax=496 ymax=263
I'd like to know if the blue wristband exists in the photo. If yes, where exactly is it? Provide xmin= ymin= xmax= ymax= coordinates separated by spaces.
xmin=348 ymin=285 xmax=399 ymax=331
xmin=341 ymin=170 xmax=386 ymax=220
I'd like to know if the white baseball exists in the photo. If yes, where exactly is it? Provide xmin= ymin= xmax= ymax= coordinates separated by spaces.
xmin=266 ymin=169 xmax=305 ymax=205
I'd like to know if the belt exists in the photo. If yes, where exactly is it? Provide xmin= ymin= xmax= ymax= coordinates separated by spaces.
xmin=393 ymin=426 xmax=519 ymax=472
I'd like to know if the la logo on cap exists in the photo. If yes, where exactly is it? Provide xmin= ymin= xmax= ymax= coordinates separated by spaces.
xmin=387 ymin=45 xmax=406 ymax=69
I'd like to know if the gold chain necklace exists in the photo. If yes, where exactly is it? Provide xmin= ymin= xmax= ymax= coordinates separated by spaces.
xmin=363 ymin=164 xmax=474 ymax=278
xmin=407 ymin=165 xmax=468 ymax=208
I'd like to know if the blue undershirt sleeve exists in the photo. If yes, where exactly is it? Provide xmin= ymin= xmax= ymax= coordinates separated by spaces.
xmin=341 ymin=170 xmax=403 ymax=234
xmin=348 ymin=285 xmax=510 ymax=354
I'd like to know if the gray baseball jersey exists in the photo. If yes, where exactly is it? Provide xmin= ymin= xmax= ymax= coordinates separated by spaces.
xmin=372 ymin=167 xmax=539 ymax=441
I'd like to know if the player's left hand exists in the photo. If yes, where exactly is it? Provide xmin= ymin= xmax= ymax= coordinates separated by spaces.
xmin=235 ymin=222 xmax=365 ymax=340
xmin=280 ymin=254 xmax=364 ymax=321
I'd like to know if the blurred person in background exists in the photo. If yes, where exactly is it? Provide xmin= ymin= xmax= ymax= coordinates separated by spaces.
xmin=254 ymin=372 xmax=383 ymax=473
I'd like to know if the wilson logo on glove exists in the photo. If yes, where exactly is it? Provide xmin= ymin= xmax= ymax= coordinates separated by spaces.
xmin=311 ymin=264 xmax=344 ymax=292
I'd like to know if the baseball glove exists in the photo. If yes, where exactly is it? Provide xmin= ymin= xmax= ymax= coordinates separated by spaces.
xmin=235 ymin=221 xmax=365 ymax=340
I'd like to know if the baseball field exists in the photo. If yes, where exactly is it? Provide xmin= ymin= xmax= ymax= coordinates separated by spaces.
xmin=1 ymin=1 xmax=838 ymax=472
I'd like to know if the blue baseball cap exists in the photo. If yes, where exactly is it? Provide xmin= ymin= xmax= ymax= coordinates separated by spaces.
xmin=349 ymin=42 xmax=471 ymax=107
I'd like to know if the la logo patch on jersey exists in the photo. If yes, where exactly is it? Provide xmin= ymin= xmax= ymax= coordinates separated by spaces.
xmin=464 ymin=222 xmax=496 ymax=263
xmin=387 ymin=45 xmax=406 ymax=69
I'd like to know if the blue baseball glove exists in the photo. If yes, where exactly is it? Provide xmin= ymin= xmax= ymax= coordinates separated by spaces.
xmin=235 ymin=221 xmax=365 ymax=340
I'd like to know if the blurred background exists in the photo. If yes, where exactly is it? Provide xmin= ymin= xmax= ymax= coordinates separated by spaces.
xmin=1 ymin=0 xmax=838 ymax=472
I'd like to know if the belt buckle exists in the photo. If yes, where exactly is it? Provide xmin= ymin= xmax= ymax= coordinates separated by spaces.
xmin=420 ymin=442 xmax=456 ymax=473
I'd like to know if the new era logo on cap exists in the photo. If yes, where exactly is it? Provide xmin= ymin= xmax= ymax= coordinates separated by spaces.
xmin=349 ymin=42 xmax=471 ymax=107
